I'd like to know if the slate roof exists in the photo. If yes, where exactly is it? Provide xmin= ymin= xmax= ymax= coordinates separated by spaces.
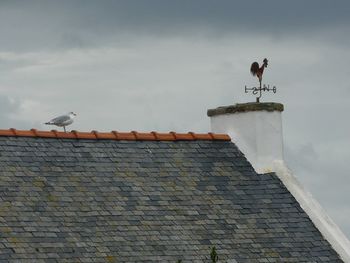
xmin=0 ymin=130 xmax=343 ymax=262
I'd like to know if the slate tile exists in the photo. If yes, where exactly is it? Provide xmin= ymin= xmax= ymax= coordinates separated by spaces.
xmin=0 ymin=137 xmax=343 ymax=262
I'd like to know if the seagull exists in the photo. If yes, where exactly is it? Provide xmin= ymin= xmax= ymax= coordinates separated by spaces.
xmin=45 ymin=112 xmax=77 ymax=132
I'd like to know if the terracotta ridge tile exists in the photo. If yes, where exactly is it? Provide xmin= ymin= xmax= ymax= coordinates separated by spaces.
xmin=210 ymin=133 xmax=231 ymax=141
xmin=111 ymin=131 xmax=119 ymax=139
xmin=170 ymin=132 xmax=195 ymax=140
xmin=71 ymin=130 xmax=97 ymax=139
xmin=188 ymin=132 xmax=196 ymax=140
xmin=151 ymin=132 xmax=175 ymax=141
xmin=58 ymin=132 xmax=77 ymax=139
xmin=208 ymin=132 xmax=215 ymax=140
xmin=0 ymin=128 xmax=16 ymax=136
xmin=192 ymin=133 xmax=213 ymax=140
xmin=119 ymin=131 xmax=137 ymax=140
xmin=12 ymin=129 xmax=35 ymax=137
xmin=33 ymin=129 xmax=57 ymax=138
xmin=132 ymin=131 xmax=156 ymax=141
xmin=10 ymin=128 xmax=18 ymax=136
xmin=0 ymin=129 xmax=231 ymax=141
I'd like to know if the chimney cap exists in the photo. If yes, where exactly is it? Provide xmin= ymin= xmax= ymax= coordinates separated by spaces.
xmin=207 ymin=102 xmax=284 ymax=117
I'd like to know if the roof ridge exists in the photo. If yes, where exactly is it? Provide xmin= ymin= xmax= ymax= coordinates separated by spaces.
xmin=0 ymin=129 xmax=230 ymax=141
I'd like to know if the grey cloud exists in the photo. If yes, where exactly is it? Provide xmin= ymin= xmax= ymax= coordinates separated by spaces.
xmin=285 ymin=142 xmax=318 ymax=172
xmin=43 ymin=0 xmax=350 ymax=32
xmin=0 ymin=54 xmax=39 ymax=72
xmin=1 ymin=0 xmax=350 ymax=51
xmin=0 ymin=95 xmax=33 ymax=129
xmin=0 ymin=95 xmax=20 ymax=114
xmin=285 ymin=140 xmax=350 ymax=238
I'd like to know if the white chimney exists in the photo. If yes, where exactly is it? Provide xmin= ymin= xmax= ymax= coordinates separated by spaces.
xmin=208 ymin=102 xmax=284 ymax=173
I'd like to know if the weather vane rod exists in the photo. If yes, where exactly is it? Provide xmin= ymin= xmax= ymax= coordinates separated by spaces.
xmin=245 ymin=58 xmax=277 ymax=102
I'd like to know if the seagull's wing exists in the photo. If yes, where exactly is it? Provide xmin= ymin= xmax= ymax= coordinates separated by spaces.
xmin=49 ymin=115 xmax=71 ymax=125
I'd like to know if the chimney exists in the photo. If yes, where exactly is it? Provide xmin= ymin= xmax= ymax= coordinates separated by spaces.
xmin=207 ymin=102 xmax=284 ymax=173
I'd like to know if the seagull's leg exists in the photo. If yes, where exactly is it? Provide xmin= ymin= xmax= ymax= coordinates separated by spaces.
xmin=63 ymin=126 xmax=66 ymax=133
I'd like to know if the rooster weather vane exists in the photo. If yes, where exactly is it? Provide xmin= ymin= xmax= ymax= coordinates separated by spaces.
xmin=245 ymin=58 xmax=276 ymax=102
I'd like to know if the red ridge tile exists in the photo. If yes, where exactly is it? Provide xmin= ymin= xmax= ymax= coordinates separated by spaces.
xmin=72 ymin=131 xmax=97 ymax=139
xmin=0 ymin=129 xmax=231 ymax=141
xmin=0 ymin=129 xmax=17 ymax=136
xmin=210 ymin=133 xmax=231 ymax=141
xmin=192 ymin=133 xmax=213 ymax=140
xmin=111 ymin=131 xmax=119 ymax=139
xmin=171 ymin=132 xmax=194 ymax=140
xmin=54 ymin=131 xmax=77 ymax=139
xmin=33 ymin=129 xmax=57 ymax=138
xmin=92 ymin=130 xmax=112 ymax=140
xmin=13 ymin=129 xmax=35 ymax=137
xmin=117 ymin=132 xmax=137 ymax=140
xmin=208 ymin=132 xmax=215 ymax=140
xmin=152 ymin=132 xmax=175 ymax=141
xmin=132 ymin=131 xmax=156 ymax=141
xmin=188 ymin=132 xmax=196 ymax=139
xmin=10 ymin=128 xmax=18 ymax=136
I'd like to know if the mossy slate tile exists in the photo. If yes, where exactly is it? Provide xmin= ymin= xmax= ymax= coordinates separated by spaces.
xmin=0 ymin=137 xmax=344 ymax=262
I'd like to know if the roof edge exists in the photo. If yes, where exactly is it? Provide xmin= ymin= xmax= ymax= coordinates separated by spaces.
xmin=0 ymin=129 xmax=231 ymax=141
xmin=272 ymin=160 xmax=350 ymax=263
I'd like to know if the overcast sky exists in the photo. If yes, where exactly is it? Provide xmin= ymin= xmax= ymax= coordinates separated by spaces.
xmin=0 ymin=0 xmax=349 ymax=239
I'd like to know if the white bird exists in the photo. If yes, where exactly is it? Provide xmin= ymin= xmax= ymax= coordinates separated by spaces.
xmin=45 ymin=112 xmax=77 ymax=132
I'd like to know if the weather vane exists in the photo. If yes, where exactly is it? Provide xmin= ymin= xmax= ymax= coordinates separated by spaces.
xmin=245 ymin=58 xmax=276 ymax=103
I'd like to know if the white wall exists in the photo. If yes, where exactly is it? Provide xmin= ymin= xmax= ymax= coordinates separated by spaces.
xmin=210 ymin=110 xmax=283 ymax=173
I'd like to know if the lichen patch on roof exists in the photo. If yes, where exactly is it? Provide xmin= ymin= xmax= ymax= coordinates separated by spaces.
xmin=207 ymin=102 xmax=284 ymax=117
xmin=0 ymin=128 xmax=231 ymax=141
